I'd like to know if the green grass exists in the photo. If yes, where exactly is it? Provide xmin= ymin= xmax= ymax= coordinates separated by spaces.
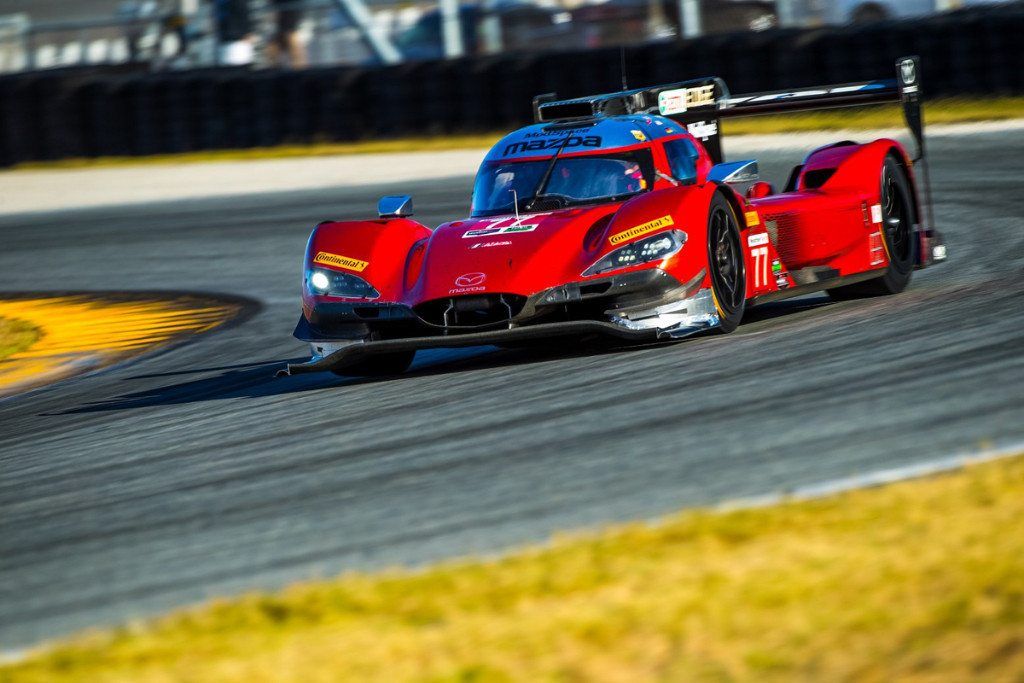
xmin=5 ymin=452 xmax=1024 ymax=682
xmin=0 ymin=316 xmax=41 ymax=361
xmin=6 ymin=97 xmax=1022 ymax=172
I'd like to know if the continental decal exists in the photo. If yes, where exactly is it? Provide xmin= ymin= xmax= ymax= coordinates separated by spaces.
xmin=609 ymin=215 xmax=674 ymax=245
xmin=313 ymin=251 xmax=369 ymax=272
xmin=744 ymin=210 xmax=760 ymax=227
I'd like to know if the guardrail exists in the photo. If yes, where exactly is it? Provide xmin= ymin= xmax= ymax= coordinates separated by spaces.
xmin=0 ymin=5 xmax=1021 ymax=168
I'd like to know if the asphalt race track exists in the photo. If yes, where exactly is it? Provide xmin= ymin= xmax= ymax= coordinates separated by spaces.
xmin=1 ymin=130 xmax=1023 ymax=649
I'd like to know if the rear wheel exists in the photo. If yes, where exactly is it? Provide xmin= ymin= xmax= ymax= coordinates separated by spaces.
xmin=707 ymin=193 xmax=746 ymax=333
xmin=828 ymin=155 xmax=916 ymax=300
xmin=331 ymin=350 xmax=416 ymax=377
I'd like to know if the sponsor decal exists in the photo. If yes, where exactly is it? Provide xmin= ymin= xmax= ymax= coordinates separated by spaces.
xmin=900 ymin=59 xmax=916 ymax=86
xmin=312 ymin=251 xmax=368 ymax=272
xmin=454 ymin=272 xmax=486 ymax=287
xmin=609 ymin=215 xmax=674 ymax=245
xmin=463 ymin=223 xmax=538 ymax=238
xmin=747 ymin=232 xmax=769 ymax=247
xmin=870 ymin=204 xmax=883 ymax=224
xmin=775 ymin=274 xmax=790 ymax=289
xmin=869 ymin=230 xmax=886 ymax=266
xmin=503 ymin=135 xmax=602 ymax=157
xmin=463 ymin=227 xmax=503 ymax=238
xmin=470 ymin=240 xmax=513 ymax=249
xmin=657 ymin=85 xmax=716 ymax=116
xmin=658 ymin=90 xmax=686 ymax=115
xmin=686 ymin=120 xmax=718 ymax=140
xmin=630 ymin=129 xmax=647 ymax=142
xmin=688 ymin=85 xmax=717 ymax=107
xmin=744 ymin=210 xmax=760 ymax=227
xmin=524 ymin=127 xmax=589 ymax=138
xmin=772 ymin=259 xmax=782 ymax=274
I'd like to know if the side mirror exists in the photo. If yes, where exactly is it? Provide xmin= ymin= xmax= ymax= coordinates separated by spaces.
xmin=707 ymin=160 xmax=759 ymax=184
xmin=378 ymin=195 xmax=413 ymax=219
xmin=746 ymin=181 xmax=775 ymax=199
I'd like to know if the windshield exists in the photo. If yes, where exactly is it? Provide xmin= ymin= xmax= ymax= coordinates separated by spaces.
xmin=472 ymin=151 xmax=654 ymax=217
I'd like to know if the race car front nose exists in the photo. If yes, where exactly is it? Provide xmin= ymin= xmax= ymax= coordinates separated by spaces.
xmin=305 ymin=267 xmax=380 ymax=299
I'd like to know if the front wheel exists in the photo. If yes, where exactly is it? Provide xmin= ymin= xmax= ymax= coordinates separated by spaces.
xmin=331 ymin=350 xmax=416 ymax=377
xmin=707 ymin=193 xmax=746 ymax=333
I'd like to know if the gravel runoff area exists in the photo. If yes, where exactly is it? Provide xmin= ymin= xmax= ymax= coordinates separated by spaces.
xmin=2 ymin=119 xmax=1023 ymax=217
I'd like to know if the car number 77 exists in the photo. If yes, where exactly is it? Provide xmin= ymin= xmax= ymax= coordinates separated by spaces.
xmin=752 ymin=247 xmax=769 ymax=288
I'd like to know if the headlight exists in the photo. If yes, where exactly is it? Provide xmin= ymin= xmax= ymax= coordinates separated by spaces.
xmin=306 ymin=268 xmax=380 ymax=299
xmin=582 ymin=230 xmax=687 ymax=277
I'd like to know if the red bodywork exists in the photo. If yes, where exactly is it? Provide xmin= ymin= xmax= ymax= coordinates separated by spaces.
xmin=282 ymin=57 xmax=945 ymax=377
xmin=301 ymin=133 xmax=917 ymax=326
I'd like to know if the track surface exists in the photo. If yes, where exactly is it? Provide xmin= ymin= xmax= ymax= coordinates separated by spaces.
xmin=1 ymin=131 xmax=1023 ymax=648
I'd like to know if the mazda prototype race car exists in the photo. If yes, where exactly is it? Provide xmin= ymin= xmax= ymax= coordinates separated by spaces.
xmin=282 ymin=56 xmax=945 ymax=377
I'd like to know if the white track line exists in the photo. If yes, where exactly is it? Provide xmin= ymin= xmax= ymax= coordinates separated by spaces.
xmin=718 ymin=439 xmax=1024 ymax=512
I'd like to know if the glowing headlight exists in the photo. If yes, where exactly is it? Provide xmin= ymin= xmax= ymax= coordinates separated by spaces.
xmin=306 ymin=268 xmax=380 ymax=299
xmin=583 ymin=230 xmax=687 ymax=277
xmin=309 ymin=271 xmax=330 ymax=292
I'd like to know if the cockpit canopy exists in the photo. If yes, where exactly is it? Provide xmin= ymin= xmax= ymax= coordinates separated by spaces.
xmin=471 ymin=115 xmax=700 ymax=217
xmin=472 ymin=151 xmax=654 ymax=217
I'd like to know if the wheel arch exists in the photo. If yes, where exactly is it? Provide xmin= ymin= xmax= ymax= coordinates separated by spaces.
xmin=711 ymin=182 xmax=749 ymax=230
xmin=302 ymin=217 xmax=432 ymax=314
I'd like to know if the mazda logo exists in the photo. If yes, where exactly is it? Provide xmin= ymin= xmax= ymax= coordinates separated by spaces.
xmin=900 ymin=59 xmax=916 ymax=86
xmin=455 ymin=272 xmax=486 ymax=287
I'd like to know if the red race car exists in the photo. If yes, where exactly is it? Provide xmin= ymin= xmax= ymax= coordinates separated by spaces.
xmin=282 ymin=56 xmax=945 ymax=377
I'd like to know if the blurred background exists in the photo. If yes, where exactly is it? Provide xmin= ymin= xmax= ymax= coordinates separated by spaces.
xmin=0 ymin=0 xmax=1021 ymax=168
xmin=0 ymin=0 xmax=1021 ymax=169
xmin=0 ymin=0 xmax=1012 ymax=71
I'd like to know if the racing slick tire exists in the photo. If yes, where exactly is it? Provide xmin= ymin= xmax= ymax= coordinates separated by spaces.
xmin=828 ymin=155 xmax=916 ymax=300
xmin=707 ymin=192 xmax=747 ymax=334
xmin=331 ymin=350 xmax=416 ymax=377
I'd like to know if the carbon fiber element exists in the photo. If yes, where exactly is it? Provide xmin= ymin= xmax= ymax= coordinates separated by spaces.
xmin=281 ymin=321 xmax=661 ymax=376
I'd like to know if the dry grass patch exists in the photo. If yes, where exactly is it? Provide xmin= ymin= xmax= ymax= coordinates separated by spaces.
xmin=5 ymin=454 xmax=1024 ymax=682
xmin=0 ymin=316 xmax=41 ymax=361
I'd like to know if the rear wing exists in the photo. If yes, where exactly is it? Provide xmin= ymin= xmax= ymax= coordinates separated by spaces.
xmin=534 ymin=56 xmax=925 ymax=166
xmin=533 ymin=56 xmax=934 ymax=254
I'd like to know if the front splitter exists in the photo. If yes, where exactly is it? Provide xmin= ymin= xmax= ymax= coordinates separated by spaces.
xmin=278 ymin=320 xmax=661 ymax=376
